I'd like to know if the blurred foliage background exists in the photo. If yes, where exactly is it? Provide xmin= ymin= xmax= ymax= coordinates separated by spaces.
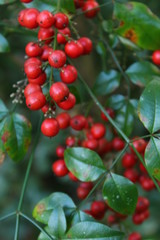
xmin=0 ymin=0 xmax=160 ymax=239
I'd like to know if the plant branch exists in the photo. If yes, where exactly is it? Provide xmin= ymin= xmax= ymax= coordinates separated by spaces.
xmin=0 ymin=211 xmax=16 ymax=222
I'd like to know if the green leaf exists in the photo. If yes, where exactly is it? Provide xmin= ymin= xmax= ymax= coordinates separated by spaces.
xmin=64 ymin=147 xmax=106 ymax=182
xmin=113 ymin=2 xmax=160 ymax=50
xmin=33 ymin=192 xmax=75 ymax=224
xmin=118 ymin=36 xmax=140 ymax=50
xmin=71 ymin=210 xmax=95 ymax=226
xmin=0 ymin=34 xmax=10 ymax=53
xmin=64 ymin=221 xmax=124 ymax=239
xmin=61 ymin=0 xmax=75 ymax=13
xmin=145 ymin=137 xmax=160 ymax=181
xmin=38 ymin=227 xmax=55 ymax=240
xmin=107 ymin=94 xmax=125 ymax=110
xmin=96 ymin=42 xmax=107 ymax=56
xmin=0 ymin=99 xmax=9 ymax=121
xmin=23 ymin=0 xmax=56 ymax=11
xmin=48 ymin=207 xmax=66 ymax=237
xmin=138 ymin=80 xmax=160 ymax=133
xmin=1 ymin=114 xmax=32 ymax=162
xmin=115 ymin=102 xmax=135 ymax=136
xmin=93 ymin=70 xmax=121 ymax=96
xmin=126 ymin=61 xmax=160 ymax=87
xmin=0 ymin=0 xmax=15 ymax=4
xmin=103 ymin=173 xmax=138 ymax=215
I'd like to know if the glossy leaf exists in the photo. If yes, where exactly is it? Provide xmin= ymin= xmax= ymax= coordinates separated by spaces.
xmin=145 ymin=137 xmax=160 ymax=181
xmin=93 ymin=70 xmax=120 ymax=96
xmin=48 ymin=207 xmax=66 ymax=237
xmin=103 ymin=173 xmax=138 ymax=215
xmin=71 ymin=210 xmax=95 ymax=226
xmin=115 ymin=102 xmax=135 ymax=136
xmin=64 ymin=147 xmax=106 ymax=182
xmin=107 ymin=94 xmax=125 ymax=110
xmin=0 ymin=34 xmax=10 ymax=53
xmin=138 ymin=80 xmax=160 ymax=133
xmin=64 ymin=221 xmax=124 ymax=239
xmin=114 ymin=2 xmax=160 ymax=50
xmin=126 ymin=61 xmax=160 ymax=87
xmin=1 ymin=114 xmax=32 ymax=162
xmin=0 ymin=99 xmax=8 ymax=121
xmin=33 ymin=192 xmax=75 ymax=224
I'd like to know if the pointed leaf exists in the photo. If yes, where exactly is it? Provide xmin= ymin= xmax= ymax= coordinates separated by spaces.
xmin=93 ymin=71 xmax=120 ymax=96
xmin=38 ymin=227 xmax=55 ymax=240
xmin=103 ymin=173 xmax=138 ymax=215
xmin=48 ymin=207 xmax=66 ymax=237
xmin=114 ymin=2 xmax=160 ymax=50
xmin=71 ymin=210 xmax=95 ymax=226
xmin=107 ymin=94 xmax=125 ymax=110
xmin=1 ymin=114 xmax=32 ymax=162
xmin=145 ymin=137 xmax=160 ymax=181
xmin=126 ymin=61 xmax=160 ymax=87
xmin=64 ymin=147 xmax=106 ymax=182
xmin=138 ymin=80 xmax=160 ymax=133
xmin=64 ymin=221 xmax=124 ymax=239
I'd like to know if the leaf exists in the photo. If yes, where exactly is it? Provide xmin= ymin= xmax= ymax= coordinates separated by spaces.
xmin=93 ymin=71 xmax=121 ymax=96
xmin=118 ymin=36 xmax=140 ymax=50
xmin=138 ymin=80 xmax=160 ymax=133
xmin=0 ymin=0 xmax=15 ymax=4
xmin=71 ymin=210 xmax=95 ymax=226
xmin=0 ymin=34 xmax=10 ymax=53
xmin=48 ymin=207 xmax=66 ymax=237
xmin=115 ymin=102 xmax=135 ymax=136
xmin=96 ymin=42 xmax=107 ymax=56
xmin=23 ymin=0 xmax=56 ymax=11
xmin=33 ymin=192 xmax=75 ymax=224
xmin=64 ymin=147 xmax=106 ymax=182
xmin=103 ymin=173 xmax=138 ymax=215
xmin=1 ymin=114 xmax=32 ymax=162
xmin=64 ymin=221 xmax=124 ymax=239
xmin=145 ymin=137 xmax=160 ymax=181
xmin=107 ymin=94 xmax=125 ymax=110
xmin=61 ymin=0 xmax=75 ymax=13
xmin=0 ymin=99 xmax=9 ymax=121
xmin=113 ymin=2 xmax=160 ymax=50
xmin=126 ymin=61 xmax=160 ymax=87
xmin=38 ymin=227 xmax=55 ymax=240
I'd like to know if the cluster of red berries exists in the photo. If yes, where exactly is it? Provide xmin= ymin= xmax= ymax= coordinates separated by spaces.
xmin=132 ymin=196 xmax=150 ymax=225
xmin=74 ymin=0 xmax=100 ymax=18
xmin=18 ymin=3 xmax=94 ymax=137
xmin=122 ymin=138 xmax=156 ymax=191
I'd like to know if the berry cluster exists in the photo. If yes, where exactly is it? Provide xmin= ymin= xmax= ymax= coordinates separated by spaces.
xmin=132 ymin=196 xmax=150 ymax=225
xmin=17 ymin=3 xmax=94 ymax=137
xmin=74 ymin=0 xmax=100 ymax=18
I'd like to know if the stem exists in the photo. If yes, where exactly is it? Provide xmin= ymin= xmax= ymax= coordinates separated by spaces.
xmin=0 ymin=211 xmax=16 ymax=222
xmin=20 ymin=213 xmax=55 ymax=240
xmin=14 ymin=115 xmax=43 ymax=240
xmin=57 ymin=0 xmax=61 ymax=12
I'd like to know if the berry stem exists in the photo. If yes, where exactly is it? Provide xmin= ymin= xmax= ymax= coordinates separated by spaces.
xmin=14 ymin=115 xmax=43 ymax=240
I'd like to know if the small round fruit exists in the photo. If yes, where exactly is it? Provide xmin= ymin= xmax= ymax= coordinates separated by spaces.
xmin=26 ymin=92 xmax=46 ymax=110
xmin=90 ymin=123 xmax=106 ymax=139
xmin=65 ymin=41 xmax=83 ymax=58
xmin=57 ymin=27 xmax=71 ymax=44
xmin=52 ymin=159 xmax=68 ymax=177
xmin=78 ymin=37 xmax=93 ymax=54
xmin=41 ymin=118 xmax=59 ymax=137
xmin=28 ymin=72 xmax=47 ymax=85
xmin=70 ymin=115 xmax=86 ymax=131
xmin=122 ymin=153 xmax=137 ymax=168
xmin=82 ymin=1 xmax=100 ymax=18
xmin=23 ymin=8 xmax=39 ymax=29
xmin=24 ymin=83 xmax=42 ymax=98
xmin=57 ymin=93 xmax=76 ymax=110
xmin=152 ymin=50 xmax=160 ymax=65
xmin=56 ymin=112 xmax=71 ymax=129
xmin=60 ymin=65 xmax=77 ymax=84
xmin=38 ymin=27 xmax=54 ymax=44
xmin=112 ymin=137 xmax=125 ymax=151
xmin=48 ymin=50 xmax=66 ymax=68
xmin=54 ymin=12 xmax=69 ymax=29
xmin=25 ymin=42 xmax=42 ymax=57
xmin=101 ymin=108 xmax=115 ymax=122
xmin=37 ymin=10 xmax=55 ymax=28
xmin=128 ymin=232 xmax=142 ymax=240
xmin=50 ymin=82 xmax=69 ymax=103
xmin=56 ymin=145 xmax=65 ymax=158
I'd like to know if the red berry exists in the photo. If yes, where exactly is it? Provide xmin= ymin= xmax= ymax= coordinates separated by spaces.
xmin=141 ymin=177 xmax=155 ymax=191
xmin=38 ymin=27 xmax=54 ymax=44
xmin=128 ymin=232 xmax=142 ymax=240
xmin=136 ymin=197 xmax=150 ymax=213
xmin=37 ymin=10 xmax=55 ymax=28
xmin=18 ymin=9 xmax=28 ymax=27
xmin=54 ymin=12 xmax=69 ymax=29
xmin=66 ymin=136 xmax=76 ymax=147
xmin=56 ymin=145 xmax=65 ymax=158
xmin=68 ymin=172 xmax=78 ymax=181
xmin=52 ymin=159 xmax=68 ymax=177
xmin=50 ymin=82 xmax=69 ymax=103
xmin=70 ymin=115 xmax=86 ymax=131
xmin=101 ymin=108 xmax=115 ymax=122
xmin=24 ymin=62 xmax=42 ymax=79
xmin=97 ymin=138 xmax=112 ymax=156
xmin=28 ymin=72 xmax=47 ymax=86
xmin=56 ymin=112 xmax=71 ymax=129
xmin=24 ymin=83 xmax=42 ymax=98
xmin=58 ymin=93 xmax=76 ymax=110
xmin=41 ymin=118 xmax=59 ymax=137
xmin=77 ymin=186 xmax=90 ymax=199
xmin=124 ymin=169 xmax=139 ymax=183
xmin=48 ymin=50 xmax=66 ymax=68
xmin=152 ymin=50 xmax=160 ymax=65
xmin=107 ymin=214 xmax=117 ymax=225
xmin=90 ymin=123 xmax=106 ymax=139
xmin=60 ymin=65 xmax=77 ymax=84
xmin=82 ymin=1 xmax=100 ymax=18
xmin=91 ymin=201 xmax=107 ymax=219
xmin=139 ymin=163 xmax=147 ymax=173
xmin=25 ymin=42 xmax=42 ymax=57
xmin=74 ymin=0 xmax=85 ymax=8
xmin=131 ymin=138 xmax=147 ymax=154
xmin=65 ymin=41 xmax=83 ymax=58
xmin=132 ymin=213 xmax=144 ymax=225
xmin=112 ymin=137 xmax=125 ymax=151
xmin=21 ymin=0 xmax=33 ymax=2
xmin=26 ymin=92 xmax=46 ymax=110
xmin=78 ymin=37 xmax=93 ymax=54
xmin=23 ymin=8 xmax=39 ymax=29
xmin=81 ymin=139 xmax=98 ymax=151
xmin=57 ymin=27 xmax=71 ymax=44
xmin=79 ymin=182 xmax=93 ymax=190
xmin=122 ymin=153 xmax=137 ymax=168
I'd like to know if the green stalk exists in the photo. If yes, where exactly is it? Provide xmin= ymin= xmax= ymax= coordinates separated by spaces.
xmin=14 ymin=115 xmax=42 ymax=240
xmin=0 ymin=211 xmax=16 ymax=222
